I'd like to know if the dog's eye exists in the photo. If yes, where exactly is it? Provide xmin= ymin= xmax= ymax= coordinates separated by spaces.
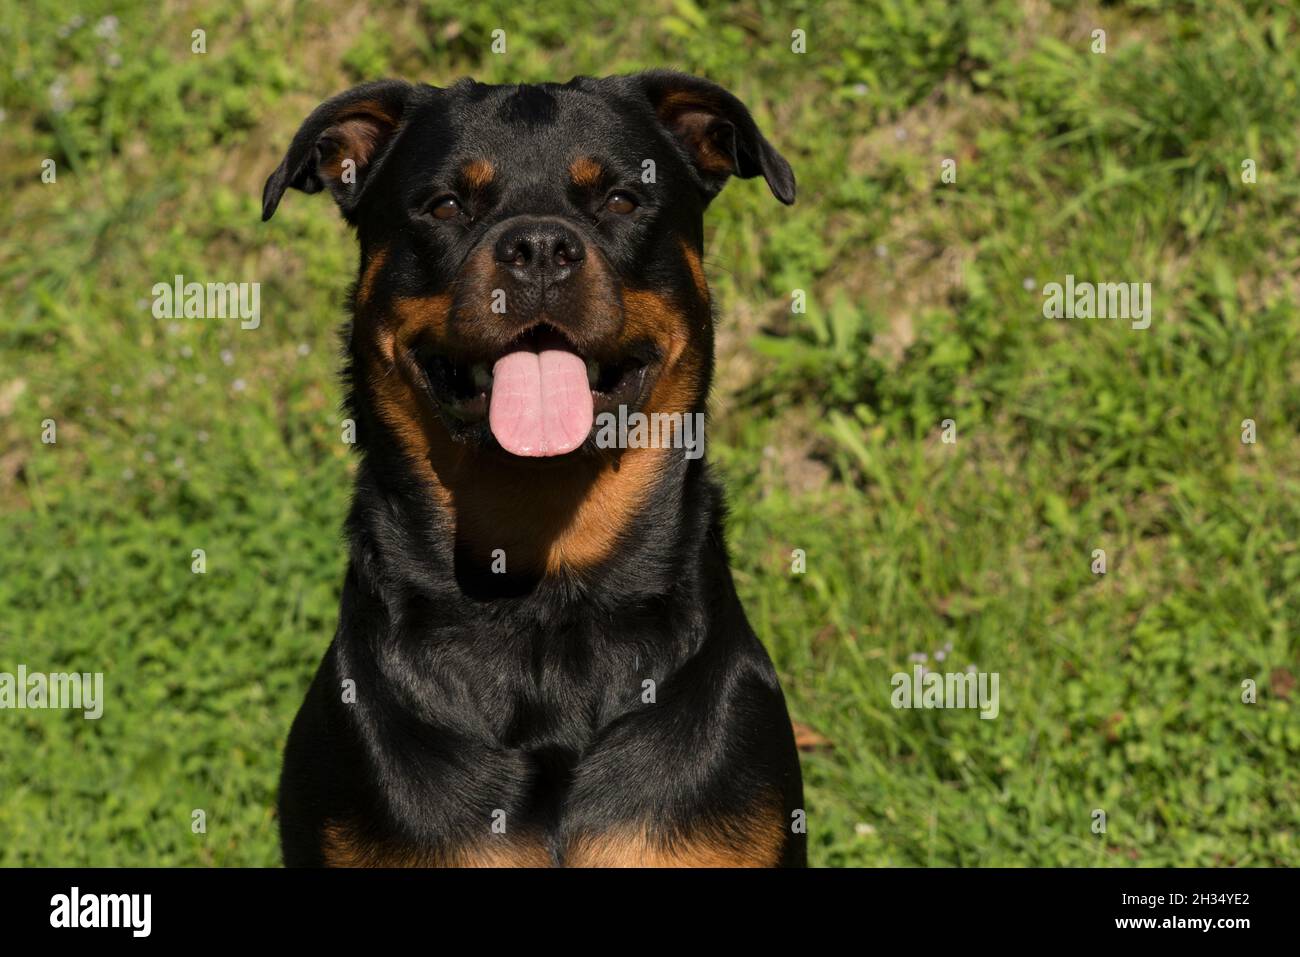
xmin=429 ymin=196 xmax=464 ymax=220
xmin=604 ymin=192 xmax=637 ymax=215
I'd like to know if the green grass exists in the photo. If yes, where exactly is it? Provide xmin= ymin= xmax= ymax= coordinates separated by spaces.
xmin=2 ymin=0 xmax=1298 ymax=866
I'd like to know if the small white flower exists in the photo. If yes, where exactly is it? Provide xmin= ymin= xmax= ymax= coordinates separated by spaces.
xmin=94 ymin=15 xmax=120 ymax=40
xmin=48 ymin=77 xmax=71 ymax=114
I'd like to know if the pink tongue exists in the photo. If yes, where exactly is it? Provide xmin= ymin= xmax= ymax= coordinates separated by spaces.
xmin=488 ymin=349 xmax=594 ymax=457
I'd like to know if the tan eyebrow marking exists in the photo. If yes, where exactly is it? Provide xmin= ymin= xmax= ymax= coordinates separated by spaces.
xmin=569 ymin=156 xmax=604 ymax=188
xmin=461 ymin=158 xmax=495 ymax=190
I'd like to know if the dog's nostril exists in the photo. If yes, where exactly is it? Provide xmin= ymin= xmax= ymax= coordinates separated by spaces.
xmin=495 ymin=235 xmax=533 ymax=266
xmin=495 ymin=220 xmax=585 ymax=275
xmin=554 ymin=239 xmax=584 ymax=267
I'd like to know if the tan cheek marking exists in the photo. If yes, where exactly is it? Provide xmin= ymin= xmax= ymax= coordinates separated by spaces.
xmin=362 ymin=294 xmax=454 ymax=507
xmin=390 ymin=294 xmax=451 ymax=343
xmin=679 ymin=239 xmax=709 ymax=304
xmin=621 ymin=288 xmax=704 ymax=417
xmin=569 ymin=156 xmax=603 ymax=189
xmin=462 ymin=158 xmax=496 ymax=191
xmin=357 ymin=247 xmax=388 ymax=307
xmin=541 ymin=445 xmax=669 ymax=576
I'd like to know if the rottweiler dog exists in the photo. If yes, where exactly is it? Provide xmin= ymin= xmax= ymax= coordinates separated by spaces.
xmin=262 ymin=71 xmax=805 ymax=867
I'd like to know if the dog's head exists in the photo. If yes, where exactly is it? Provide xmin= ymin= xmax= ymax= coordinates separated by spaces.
xmin=263 ymin=73 xmax=792 ymax=577
xmin=263 ymin=72 xmax=792 ymax=459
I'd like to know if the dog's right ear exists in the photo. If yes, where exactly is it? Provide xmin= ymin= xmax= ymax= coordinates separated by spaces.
xmin=261 ymin=80 xmax=416 ymax=222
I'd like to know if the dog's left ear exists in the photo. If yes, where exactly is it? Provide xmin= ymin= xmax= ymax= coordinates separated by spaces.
xmin=261 ymin=79 xmax=417 ymax=222
xmin=634 ymin=71 xmax=795 ymax=205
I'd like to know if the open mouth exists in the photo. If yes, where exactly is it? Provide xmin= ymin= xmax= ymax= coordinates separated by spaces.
xmin=416 ymin=324 xmax=657 ymax=457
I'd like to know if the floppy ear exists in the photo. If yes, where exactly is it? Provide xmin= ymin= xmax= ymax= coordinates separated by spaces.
xmin=261 ymin=79 xmax=416 ymax=222
xmin=636 ymin=71 xmax=795 ymax=205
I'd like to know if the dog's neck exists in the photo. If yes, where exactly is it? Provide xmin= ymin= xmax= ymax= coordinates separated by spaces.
xmin=347 ymin=432 xmax=714 ymax=603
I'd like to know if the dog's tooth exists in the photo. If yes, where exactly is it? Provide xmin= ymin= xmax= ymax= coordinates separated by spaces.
xmin=471 ymin=364 xmax=492 ymax=392
xmin=585 ymin=359 xmax=599 ymax=387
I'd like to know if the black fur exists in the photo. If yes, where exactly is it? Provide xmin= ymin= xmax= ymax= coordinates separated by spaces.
xmin=265 ymin=72 xmax=805 ymax=867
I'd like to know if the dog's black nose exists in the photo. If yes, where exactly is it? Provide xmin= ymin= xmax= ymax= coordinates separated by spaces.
xmin=494 ymin=218 xmax=585 ymax=280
